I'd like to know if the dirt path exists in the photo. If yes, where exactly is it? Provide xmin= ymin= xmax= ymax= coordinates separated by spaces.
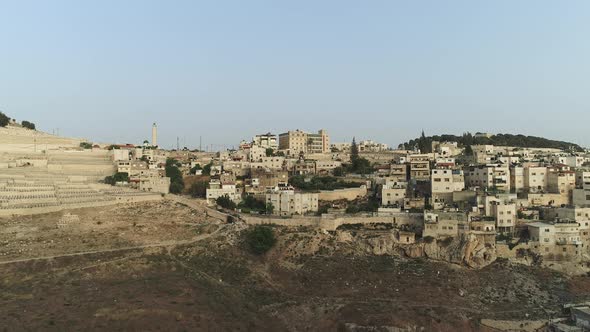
xmin=0 ymin=223 xmax=226 ymax=266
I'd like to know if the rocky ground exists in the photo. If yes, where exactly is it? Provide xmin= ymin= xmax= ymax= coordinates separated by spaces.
xmin=1 ymin=201 xmax=589 ymax=331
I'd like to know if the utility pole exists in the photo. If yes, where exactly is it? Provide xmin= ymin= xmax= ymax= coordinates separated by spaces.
xmin=199 ymin=136 xmax=202 ymax=152
xmin=176 ymin=137 xmax=180 ymax=151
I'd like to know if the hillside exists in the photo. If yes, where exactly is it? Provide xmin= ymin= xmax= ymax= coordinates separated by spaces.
xmin=400 ymin=132 xmax=584 ymax=153
xmin=1 ymin=201 xmax=587 ymax=331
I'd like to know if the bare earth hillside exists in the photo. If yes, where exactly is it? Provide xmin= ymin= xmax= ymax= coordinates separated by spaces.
xmin=1 ymin=200 xmax=588 ymax=331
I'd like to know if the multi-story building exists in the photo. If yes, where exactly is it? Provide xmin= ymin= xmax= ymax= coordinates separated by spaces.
xmin=464 ymin=165 xmax=510 ymax=192
xmin=524 ymin=166 xmax=548 ymax=193
xmin=278 ymin=129 xmax=329 ymax=155
xmin=490 ymin=201 xmax=516 ymax=233
xmin=251 ymin=156 xmax=285 ymax=170
xmin=381 ymin=181 xmax=407 ymax=207
xmin=431 ymin=168 xmax=465 ymax=208
xmin=547 ymin=170 xmax=575 ymax=203
xmin=528 ymin=221 xmax=583 ymax=260
xmin=389 ymin=163 xmax=408 ymax=182
xmin=206 ymin=179 xmax=242 ymax=205
xmin=509 ymin=166 xmax=525 ymax=193
xmin=252 ymin=133 xmax=278 ymax=150
xmin=358 ymin=140 xmax=388 ymax=152
xmin=266 ymin=189 xmax=319 ymax=216
xmin=409 ymin=154 xmax=431 ymax=181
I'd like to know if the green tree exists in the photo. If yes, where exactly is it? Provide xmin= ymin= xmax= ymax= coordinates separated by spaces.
xmin=189 ymin=181 xmax=208 ymax=198
xmin=0 ymin=112 xmax=8 ymax=127
xmin=333 ymin=166 xmax=344 ymax=177
xmin=216 ymin=195 xmax=236 ymax=210
xmin=190 ymin=164 xmax=202 ymax=174
xmin=266 ymin=202 xmax=274 ymax=215
xmin=350 ymin=137 xmax=359 ymax=163
xmin=80 ymin=142 xmax=93 ymax=149
xmin=169 ymin=182 xmax=184 ymax=194
xmin=165 ymin=160 xmax=184 ymax=194
xmin=238 ymin=195 xmax=266 ymax=212
xmin=265 ymin=148 xmax=274 ymax=157
xmin=246 ymin=225 xmax=276 ymax=255
xmin=202 ymin=162 xmax=213 ymax=175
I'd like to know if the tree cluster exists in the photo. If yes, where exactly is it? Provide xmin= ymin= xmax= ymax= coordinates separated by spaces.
xmin=238 ymin=195 xmax=267 ymax=213
xmin=215 ymin=194 xmax=236 ymax=210
xmin=289 ymin=175 xmax=359 ymax=191
xmin=245 ymin=225 xmax=276 ymax=255
xmin=347 ymin=138 xmax=374 ymax=174
xmin=104 ymin=172 xmax=129 ymax=185
xmin=189 ymin=180 xmax=208 ymax=198
xmin=165 ymin=158 xmax=184 ymax=194
xmin=400 ymin=132 xmax=583 ymax=153
xmin=80 ymin=142 xmax=93 ymax=149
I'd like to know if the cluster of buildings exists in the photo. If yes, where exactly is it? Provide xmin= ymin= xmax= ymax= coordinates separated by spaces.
xmin=130 ymin=125 xmax=590 ymax=263
xmin=110 ymin=123 xmax=171 ymax=194
xmin=202 ymin=129 xmax=333 ymax=215
xmin=372 ymin=141 xmax=590 ymax=262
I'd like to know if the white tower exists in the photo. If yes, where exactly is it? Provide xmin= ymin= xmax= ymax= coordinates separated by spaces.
xmin=152 ymin=123 xmax=158 ymax=147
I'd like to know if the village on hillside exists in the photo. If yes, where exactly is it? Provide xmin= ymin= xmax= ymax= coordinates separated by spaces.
xmin=4 ymin=113 xmax=590 ymax=330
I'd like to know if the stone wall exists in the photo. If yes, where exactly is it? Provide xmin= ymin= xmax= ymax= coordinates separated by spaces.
xmin=318 ymin=186 xmax=367 ymax=201
xmin=242 ymin=212 xmax=423 ymax=231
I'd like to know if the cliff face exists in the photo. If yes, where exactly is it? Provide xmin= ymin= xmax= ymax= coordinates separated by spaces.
xmin=276 ymin=229 xmax=497 ymax=269
xmin=359 ymin=232 xmax=496 ymax=269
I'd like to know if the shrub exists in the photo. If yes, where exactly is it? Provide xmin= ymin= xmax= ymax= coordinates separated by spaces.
xmin=0 ymin=112 xmax=9 ymax=127
xmin=104 ymin=172 xmax=129 ymax=185
xmin=246 ymin=225 xmax=276 ymax=255
xmin=21 ymin=120 xmax=35 ymax=130
xmin=80 ymin=142 xmax=93 ymax=149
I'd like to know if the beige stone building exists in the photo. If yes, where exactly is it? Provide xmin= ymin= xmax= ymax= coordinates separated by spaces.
xmin=431 ymin=168 xmax=465 ymax=208
xmin=409 ymin=154 xmax=430 ymax=181
xmin=266 ymin=189 xmax=319 ymax=216
xmin=528 ymin=221 xmax=584 ymax=260
xmin=381 ymin=181 xmax=407 ymax=207
xmin=490 ymin=201 xmax=516 ymax=233
xmin=547 ymin=170 xmax=575 ymax=203
xmin=524 ymin=166 xmax=548 ymax=193
xmin=278 ymin=129 xmax=329 ymax=156
xmin=252 ymin=133 xmax=278 ymax=150
xmin=464 ymin=165 xmax=510 ymax=192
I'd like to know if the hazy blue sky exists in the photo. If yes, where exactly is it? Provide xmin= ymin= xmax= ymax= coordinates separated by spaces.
xmin=1 ymin=1 xmax=589 ymax=149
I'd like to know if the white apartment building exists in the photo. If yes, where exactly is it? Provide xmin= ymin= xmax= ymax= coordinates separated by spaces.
xmin=206 ymin=180 xmax=242 ymax=206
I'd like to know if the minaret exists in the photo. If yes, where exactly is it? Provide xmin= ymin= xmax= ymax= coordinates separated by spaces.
xmin=152 ymin=123 xmax=158 ymax=147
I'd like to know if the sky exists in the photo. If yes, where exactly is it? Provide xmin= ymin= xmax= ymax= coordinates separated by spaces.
xmin=1 ymin=0 xmax=589 ymax=150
